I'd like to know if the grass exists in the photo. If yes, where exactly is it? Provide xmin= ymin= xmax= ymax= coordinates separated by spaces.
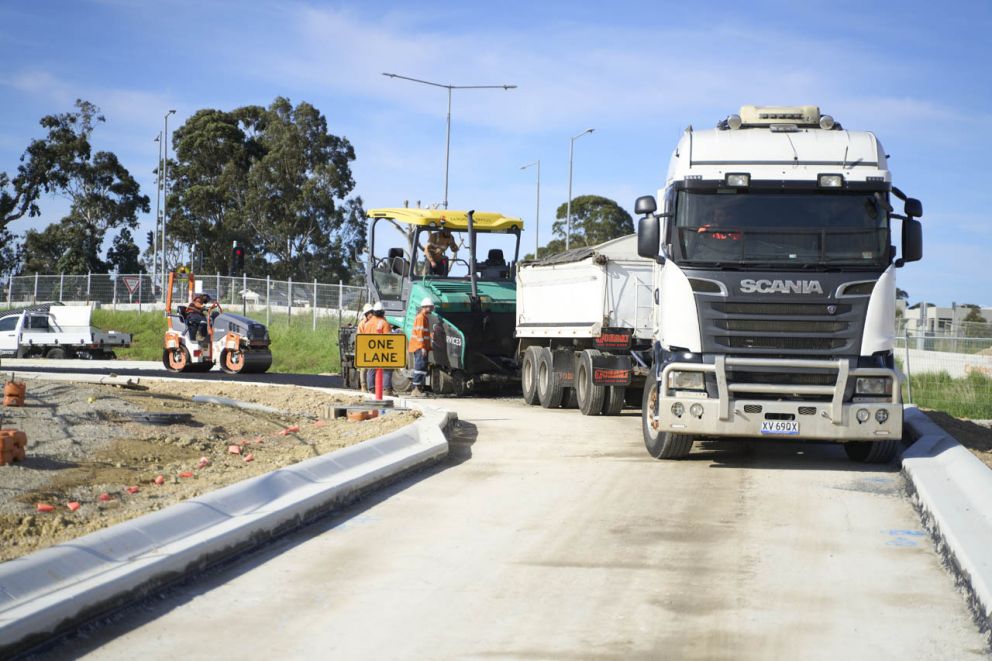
xmin=905 ymin=371 xmax=992 ymax=419
xmin=90 ymin=308 xmax=353 ymax=374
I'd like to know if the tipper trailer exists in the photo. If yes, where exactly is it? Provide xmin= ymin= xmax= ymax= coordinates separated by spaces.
xmin=516 ymin=234 xmax=655 ymax=415
xmin=635 ymin=105 xmax=923 ymax=462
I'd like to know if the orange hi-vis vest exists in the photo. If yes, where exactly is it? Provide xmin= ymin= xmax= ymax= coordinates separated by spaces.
xmin=356 ymin=314 xmax=373 ymax=334
xmin=409 ymin=309 xmax=432 ymax=352
xmin=367 ymin=316 xmax=391 ymax=334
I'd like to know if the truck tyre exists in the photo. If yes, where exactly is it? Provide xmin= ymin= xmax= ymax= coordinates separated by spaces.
xmin=537 ymin=348 xmax=564 ymax=408
xmin=843 ymin=440 xmax=898 ymax=463
xmin=576 ymin=350 xmax=605 ymax=416
xmin=602 ymin=386 xmax=626 ymax=416
xmin=521 ymin=346 xmax=541 ymax=405
xmin=45 ymin=347 xmax=66 ymax=360
xmin=642 ymin=369 xmax=693 ymax=459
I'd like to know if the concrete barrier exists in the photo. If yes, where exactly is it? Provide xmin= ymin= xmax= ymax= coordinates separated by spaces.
xmin=902 ymin=406 xmax=992 ymax=641
xmin=0 ymin=397 xmax=452 ymax=657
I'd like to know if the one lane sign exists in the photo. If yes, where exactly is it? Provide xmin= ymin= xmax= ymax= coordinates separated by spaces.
xmin=355 ymin=334 xmax=407 ymax=369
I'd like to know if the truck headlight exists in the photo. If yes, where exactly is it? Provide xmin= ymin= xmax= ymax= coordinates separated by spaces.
xmin=668 ymin=371 xmax=705 ymax=391
xmin=856 ymin=377 xmax=892 ymax=396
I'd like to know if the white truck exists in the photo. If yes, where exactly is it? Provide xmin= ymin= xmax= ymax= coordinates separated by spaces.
xmin=516 ymin=234 xmax=655 ymax=415
xmin=0 ymin=304 xmax=131 ymax=359
xmin=634 ymin=105 xmax=923 ymax=462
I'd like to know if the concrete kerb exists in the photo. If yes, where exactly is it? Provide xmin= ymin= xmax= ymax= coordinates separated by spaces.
xmin=0 ymin=375 xmax=454 ymax=657
xmin=902 ymin=405 xmax=992 ymax=644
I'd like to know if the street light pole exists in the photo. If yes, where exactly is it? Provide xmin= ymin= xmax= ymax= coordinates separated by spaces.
xmin=161 ymin=109 xmax=176 ymax=295
xmin=521 ymin=160 xmax=540 ymax=256
xmin=382 ymin=73 xmax=517 ymax=209
xmin=153 ymin=133 xmax=162 ymax=286
xmin=566 ymin=128 xmax=594 ymax=251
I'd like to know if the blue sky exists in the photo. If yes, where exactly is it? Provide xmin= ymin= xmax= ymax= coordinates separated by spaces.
xmin=1 ymin=0 xmax=990 ymax=305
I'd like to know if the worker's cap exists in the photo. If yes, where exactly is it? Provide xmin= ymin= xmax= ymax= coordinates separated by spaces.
xmin=371 ymin=301 xmax=384 ymax=312
xmin=195 ymin=292 xmax=210 ymax=302
xmin=420 ymin=297 xmax=435 ymax=308
xmin=361 ymin=303 xmax=373 ymax=315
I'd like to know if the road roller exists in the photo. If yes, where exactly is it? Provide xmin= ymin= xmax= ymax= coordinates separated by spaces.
xmin=162 ymin=270 xmax=272 ymax=374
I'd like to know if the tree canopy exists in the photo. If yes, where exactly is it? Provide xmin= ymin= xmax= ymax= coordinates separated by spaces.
xmin=166 ymin=97 xmax=365 ymax=283
xmin=527 ymin=195 xmax=633 ymax=258
xmin=17 ymin=100 xmax=149 ymax=274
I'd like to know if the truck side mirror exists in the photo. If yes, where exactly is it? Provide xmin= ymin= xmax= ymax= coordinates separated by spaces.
xmin=635 ymin=195 xmax=657 ymax=216
xmin=637 ymin=216 xmax=661 ymax=260
xmin=898 ymin=218 xmax=922 ymax=265
xmin=904 ymin=197 xmax=922 ymax=218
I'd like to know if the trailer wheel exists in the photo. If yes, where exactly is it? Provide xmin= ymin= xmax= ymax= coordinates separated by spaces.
xmin=576 ymin=350 xmax=606 ymax=416
xmin=537 ymin=348 xmax=564 ymax=408
xmin=843 ymin=440 xmax=898 ymax=464
xmin=602 ymin=386 xmax=626 ymax=416
xmin=45 ymin=347 xmax=66 ymax=360
xmin=164 ymin=347 xmax=191 ymax=373
xmin=642 ymin=369 xmax=693 ymax=459
xmin=521 ymin=346 xmax=541 ymax=405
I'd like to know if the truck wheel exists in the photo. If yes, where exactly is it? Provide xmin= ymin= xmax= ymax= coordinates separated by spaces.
xmin=602 ymin=386 xmax=626 ymax=416
xmin=843 ymin=440 xmax=898 ymax=463
xmin=45 ymin=348 xmax=66 ymax=360
xmin=537 ymin=348 xmax=564 ymax=408
xmin=164 ymin=347 xmax=191 ymax=373
xmin=521 ymin=346 xmax=541 ymax=405
xmin=576 ymin=350 xmax=605 ymax=416
xmin=642 ymin=370 xmax=693 ymax=459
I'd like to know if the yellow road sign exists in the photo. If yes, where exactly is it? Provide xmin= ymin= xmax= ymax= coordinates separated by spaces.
xmin=355 ymin=334 xmax=407 ymax=369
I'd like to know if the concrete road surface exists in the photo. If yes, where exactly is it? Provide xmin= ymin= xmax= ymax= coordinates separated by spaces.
xmin=43 ymin=397 xmax=987 ymax=660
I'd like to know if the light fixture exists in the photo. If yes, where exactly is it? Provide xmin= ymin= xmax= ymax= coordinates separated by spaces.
xmin=818 ymin=174 xmax=844 ymax=188
xmin=725 ymin=173 xmax=750 ymax=187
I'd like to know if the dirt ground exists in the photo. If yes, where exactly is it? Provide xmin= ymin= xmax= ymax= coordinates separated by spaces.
xmin=923 ymin=410 xmax=992 ymax=469
xmin=0 ymin=377 xmax=417 ymax=563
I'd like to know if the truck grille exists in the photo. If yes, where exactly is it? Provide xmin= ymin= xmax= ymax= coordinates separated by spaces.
xmin=698 ymin=293 xmax=867 ymax=357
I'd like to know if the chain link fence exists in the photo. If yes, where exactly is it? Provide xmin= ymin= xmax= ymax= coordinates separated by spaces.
xmin=2 ymin=273 xmax=368 ymax=330
xmin=896 ymin=319 xmax=992 ymax=418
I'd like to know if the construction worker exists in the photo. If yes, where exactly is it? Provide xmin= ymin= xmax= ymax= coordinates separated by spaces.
xmin=365 ymin=301 xmax=394 ymax=396
xmin=408 ymin=297 xmax=434 ymax=397
xmin=356 ymin=303 xmax=374 ymax=391
xmin=421 ymin=227 xmax=459 ymax=276
xmin=186 ymin=293 xmax=214 ymax=342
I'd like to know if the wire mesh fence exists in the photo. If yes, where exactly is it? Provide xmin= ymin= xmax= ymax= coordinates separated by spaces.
xmin=2 ymin=273 xmax=368 ymax=331
xmin=896 ymin=320 xmax=992 ymax=418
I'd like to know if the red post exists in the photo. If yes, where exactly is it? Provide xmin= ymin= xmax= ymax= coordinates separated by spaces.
xmin=375 ymin=368 xmax=384 ymax=400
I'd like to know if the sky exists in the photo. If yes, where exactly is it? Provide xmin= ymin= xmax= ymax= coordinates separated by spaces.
xmin=1 ymin=0 xmax=990 ymax=306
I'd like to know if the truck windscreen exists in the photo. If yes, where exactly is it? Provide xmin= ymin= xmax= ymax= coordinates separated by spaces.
xmin=674 ymin=190 xmax=890 ymax=269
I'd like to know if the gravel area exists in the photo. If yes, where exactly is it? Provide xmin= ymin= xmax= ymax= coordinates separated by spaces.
xmin=0 ymin=377 xmax=416 ymax=562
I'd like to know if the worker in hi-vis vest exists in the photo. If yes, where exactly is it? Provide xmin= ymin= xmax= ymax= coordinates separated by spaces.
xmin=408 ymin=297 xmax=434 ymax=397
xmin=365 ymin=301 xmax=394 ymax=396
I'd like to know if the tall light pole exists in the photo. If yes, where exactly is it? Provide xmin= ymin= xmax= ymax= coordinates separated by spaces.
xmin=161 ymin=109 xmax=176 ymax=294
xmin=382 ymin=73 xmax=517 ymax=209
xmin=521 ymin=160 xmax=540 ymax=256
xmin=153 ymin=132 xmax=162 ymax=285
xmin=566 ymin=128 xmax=594 ymax=251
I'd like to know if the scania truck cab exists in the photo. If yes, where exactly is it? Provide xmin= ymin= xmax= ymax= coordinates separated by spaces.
xmin=636 ymin=105 xmax=923 ymax=462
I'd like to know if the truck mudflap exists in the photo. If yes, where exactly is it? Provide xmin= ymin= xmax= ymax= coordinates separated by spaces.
xmin=591 ymin=353 xmax=632 ymax=386
xmin=655 ymin=356 xmax=902 ymax=441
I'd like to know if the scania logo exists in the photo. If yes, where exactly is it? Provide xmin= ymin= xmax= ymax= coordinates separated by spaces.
xmin=739 ymin=279 xmax=824 ymax=295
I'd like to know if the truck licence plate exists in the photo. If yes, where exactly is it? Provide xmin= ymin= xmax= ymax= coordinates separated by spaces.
xmin=760 ymin=421 xmax=800 ymax=435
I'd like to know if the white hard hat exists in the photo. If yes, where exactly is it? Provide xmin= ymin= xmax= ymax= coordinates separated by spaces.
xmin=420 ymin=297 xmax=435 ymax=308
xmin=361 ymin=303 xmax=373 ymax=315
xmin=372 ymin=301 xmax=384 ymax=312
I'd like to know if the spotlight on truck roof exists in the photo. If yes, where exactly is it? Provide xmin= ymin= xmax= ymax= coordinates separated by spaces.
xmin=819 ymin=114 xmax=835 ymax=130
xmin=726 ymin=114 xmax=742 ymax=130
xmin=725 ymin=173 xmax=750 ymax=188
xmin=818 ymin=174 xmax=844 ymax=188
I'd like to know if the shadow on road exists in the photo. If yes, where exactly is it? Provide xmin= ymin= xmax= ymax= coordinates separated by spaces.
xmin=691 ymin=438 xmax=900 ymax=473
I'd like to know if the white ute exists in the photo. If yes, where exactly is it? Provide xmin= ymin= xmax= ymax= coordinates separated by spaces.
xmin=0 ymin=304 xmax=131 ymax=359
